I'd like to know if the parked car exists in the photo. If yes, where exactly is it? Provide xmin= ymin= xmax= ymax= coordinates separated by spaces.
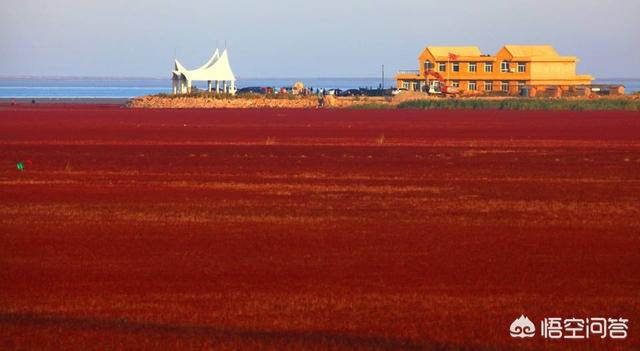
xmin=237 ymin=87 xmax=265 ymax=94
xmin=278 ymin=87 xmax=294 ymax=94
xmin=360 ymin=88 xmax=386 ymax=97
xmin=340 ymin=89 xmax=363 ymax=97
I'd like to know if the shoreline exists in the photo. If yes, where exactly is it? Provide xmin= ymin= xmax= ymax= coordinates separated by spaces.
xmin=2 ymin=94 xmax=639 ymax=111
xmin=0 ymin=97 xmax=130 ymax=105
xmin=127 ymin=93 xmax=640 ymax=111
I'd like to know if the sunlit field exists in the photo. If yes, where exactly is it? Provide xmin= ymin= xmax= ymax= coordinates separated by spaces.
xmin=1 ymin=105 xmax=639 ymax=350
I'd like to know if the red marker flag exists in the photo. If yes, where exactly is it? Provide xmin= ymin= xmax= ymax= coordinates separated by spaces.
xmin=448 ymin=53 xmax=459 ymax=61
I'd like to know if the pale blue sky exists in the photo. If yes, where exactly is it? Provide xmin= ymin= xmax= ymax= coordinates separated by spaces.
xmin=1 ymin=0 xmax=638 ymax=78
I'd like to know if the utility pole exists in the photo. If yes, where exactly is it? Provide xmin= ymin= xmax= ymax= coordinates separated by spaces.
xmin=381 ymin=64 xmax=385 ymax=90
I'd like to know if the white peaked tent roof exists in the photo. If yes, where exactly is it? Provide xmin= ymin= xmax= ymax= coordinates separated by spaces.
xmin=172 ymin=49 xmax=236 ymax=81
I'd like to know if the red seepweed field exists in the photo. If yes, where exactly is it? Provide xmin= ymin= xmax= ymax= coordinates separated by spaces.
xmin=0 ymin=104 xmax=639 ymax=350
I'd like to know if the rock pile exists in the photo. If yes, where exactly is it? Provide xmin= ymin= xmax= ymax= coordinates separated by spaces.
xmin=128 ymin=95 xmax=395 ymax=109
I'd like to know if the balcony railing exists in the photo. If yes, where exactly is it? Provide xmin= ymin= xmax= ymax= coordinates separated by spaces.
xmin=396 ymin=70 xmax=420 ymax=75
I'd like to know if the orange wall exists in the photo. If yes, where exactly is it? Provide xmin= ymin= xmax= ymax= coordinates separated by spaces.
xmin=397 ymin=46 xmax=592 ymax=91
xmin=403 ymin=46 xmax=589 ymax=90
xmin=419 ymin=49 xmax=531 ymax=81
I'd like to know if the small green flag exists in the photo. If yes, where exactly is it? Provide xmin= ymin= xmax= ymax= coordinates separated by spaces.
xmin=17 ymin=162 xmax=24 ymax=171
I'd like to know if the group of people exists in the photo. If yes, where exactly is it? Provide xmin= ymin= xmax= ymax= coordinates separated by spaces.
xmin=9 ymin=99 xmax=36 ymax=106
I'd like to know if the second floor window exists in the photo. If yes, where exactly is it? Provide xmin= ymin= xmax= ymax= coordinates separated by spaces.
xmin=517 ymin=62 xmax=526 ymax=73
xmin=484 ymin=81 xmax=493 ymax=91
xmin=501 ymin=81 xmax=509 ymax=92
xmin=468 ymin=62 xmax=477 ymax=72
xmin=468 ymin=81 xmax=477 ymax=91
xmin=501 ymin=61 xmax=510 ymax=72
xmin=439 ymin=62 xmax=446 ymax=72
xmin=452 ymin=62 xmax=460 ymax=72
xmin=424 ymin=60 xmax=433 ymax=71
xmin=485 ymin=62 xmax=493 ymax=72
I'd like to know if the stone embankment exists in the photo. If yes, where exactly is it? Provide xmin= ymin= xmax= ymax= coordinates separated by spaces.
xmin=128 ymin=95 xmax=397 ymax=109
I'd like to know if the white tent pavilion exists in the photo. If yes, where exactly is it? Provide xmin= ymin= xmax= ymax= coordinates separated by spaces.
xmin=172 ymin=49 xmax=237 ymax=95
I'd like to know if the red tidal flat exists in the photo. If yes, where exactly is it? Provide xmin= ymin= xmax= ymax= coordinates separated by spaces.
xmin=1 ymin=105 xmax=639 ymax=350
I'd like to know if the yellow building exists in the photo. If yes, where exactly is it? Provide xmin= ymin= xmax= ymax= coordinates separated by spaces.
xmin=395 ymin=45 xmax=593 ymax=94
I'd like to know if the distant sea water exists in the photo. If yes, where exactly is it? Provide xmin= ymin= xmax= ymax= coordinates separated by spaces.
xmin=0 ymin=77 xmax=638 ymax=99
xmin=0 ymin=78 xmax=388 ymax=99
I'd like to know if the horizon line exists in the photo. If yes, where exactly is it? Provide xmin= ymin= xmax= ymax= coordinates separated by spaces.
xmin=1 ymin=75 xmax=638 ymax=81
xmin=0 ymin=75 xmax=395 ymax=80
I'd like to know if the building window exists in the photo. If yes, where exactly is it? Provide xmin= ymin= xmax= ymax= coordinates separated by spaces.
xmin=468 ymin=62 xmax=477 ymax=72
xmin=501 ymin=61 xmax=510 ymax=72
xmin=517 ymin=62 xmax=526 ymax=73
xmin=402 ymin=81 xmax=409 ymax=90
xmin=501 ymin=81 xmax=509 ymax=92
xmin=517 ymin=81 xmax=526 ymax=89
xmin=484 ymin=62 xmax=493 ymax=72
xmin=452 ymin=62 xmax=459 ymax=72
xmin=468 ymin=81 xmax=477 ymax=91
xmin=412 ymin=81 xmax=420 ymax=91
xmin=438 ymin=62 xmax=446 ymax=72
xmin=484 ymin=81 xmax=493 ymax=91
xmin=424 ymin=60 xmax=433 ymax=71
xmin=452 ymin=80 xmax=460 ymax=88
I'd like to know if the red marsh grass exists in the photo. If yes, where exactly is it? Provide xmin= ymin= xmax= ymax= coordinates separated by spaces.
xmin=0 ymin=105 xmax=639 ymax=350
